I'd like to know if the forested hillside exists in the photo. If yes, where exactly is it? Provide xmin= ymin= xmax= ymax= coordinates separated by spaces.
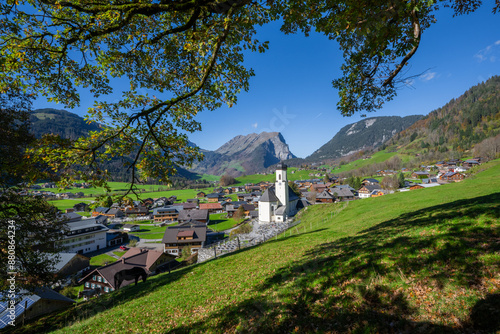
xmin=307 ymin=115 xmax=423 ymax=161
xmin=30 ymin=109 xmax=101 ymax=139
xmin=388 ymin=76 xmax=500 ymax=155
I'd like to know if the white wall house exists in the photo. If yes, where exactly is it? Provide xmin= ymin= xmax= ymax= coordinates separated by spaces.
xmin=59 ymin=218 xmax=109 ymax=254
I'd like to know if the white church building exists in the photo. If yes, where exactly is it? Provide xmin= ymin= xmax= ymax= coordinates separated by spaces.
xmin=258 ymin=163 xmax=301 ymax=223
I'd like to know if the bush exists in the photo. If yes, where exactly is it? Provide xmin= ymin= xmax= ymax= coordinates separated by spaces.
xmin=229 ymin=223 xmax=252 ymax=237
xmin=60 ymin=286 xmax=80 ymax=300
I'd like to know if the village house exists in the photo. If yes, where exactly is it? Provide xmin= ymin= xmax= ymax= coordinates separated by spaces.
xmin=73 ymin=202 xmax=89 ymax=212
xmin=79 ymin=249 xmax=176 ymax=294
xmin=152 ymin=206 xmax=183 ymax=222
xmin=439 ymin=172 xmax=466 ymax=182
xmin=330 ymin=186 xmax=356 ymax=201
xmin=46 ymin=252 xmax=90 ymax=279
xmin=186 ymin=198 xmax=199 ymax=205
xmin=177 ymin=209 xmax=210 ymax=225
xmin=106 ymin=230 xmax=128 ymax=247
xmin=199 ymin=202 xmax=223 ymax=214
xmin=141 ymin=198 xmax=155 ymax=207
xmin=370 ymin=190 xmax=385 ymax=197
xmin=362 ymin=178 xmax=380 ymax=185
xmin=122 ymin=224 xmax=140 ymax=232
xmin=162 ymin=225 xmax=207 ymax=256
xmin=124 ymin=205 xmax=149 ymax=217
xmin=91 ymin=207 xmax=109 ymax=217
xmin=316 ymin=189 xmax=335 ymax=203
xmin=196 ymin=191 xmax=207 ymax=198
xmin=0 ymin=288 xmax=75 ymax=329
xmin=59 ymin=217 xmax=109 ymax=254
xmin=358 ymin=184 xmax=382 ymax=199
xmin=410 ymin=183 xmax=441 ymax=190
xmin=206 ymin=193 xmax=225 ymax=203
xmin=463 ymin=159 xmax=481 ymax=168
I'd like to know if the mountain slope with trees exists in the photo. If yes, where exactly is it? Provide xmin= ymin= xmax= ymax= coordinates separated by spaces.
xmin=30 ymin=109 xmax=102 ymax=140
xmin=384 ymin=76 xmax=500 ymax=157
xmin=307 ymin=115 xmax=423 ymax=161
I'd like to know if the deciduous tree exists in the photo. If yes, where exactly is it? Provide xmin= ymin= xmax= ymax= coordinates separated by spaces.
xmin=0 ymin=90 xmax=65 ymax=293
xmin=1 ymin=0 xmax=497 ymax=194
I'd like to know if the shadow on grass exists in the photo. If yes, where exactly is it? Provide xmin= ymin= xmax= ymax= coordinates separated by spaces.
xmin=7 ymin=261 xmax=202 ymax=334
xmin=12 ymin=194 xmax=499 ymax=333
xmin=170 ymin=193 xmax=499 ymax=333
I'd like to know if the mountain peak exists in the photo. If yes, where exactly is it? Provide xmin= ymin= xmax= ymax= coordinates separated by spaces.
xmin=191 ymin=132 xmax=295 ymax=176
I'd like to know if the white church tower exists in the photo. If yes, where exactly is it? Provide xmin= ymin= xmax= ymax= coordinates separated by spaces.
xmin=275 ymin=163 xmax=289 ymax=212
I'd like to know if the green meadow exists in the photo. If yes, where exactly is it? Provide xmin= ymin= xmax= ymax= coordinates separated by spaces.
xmin=13 ymin=159 xmax=499 ymax=334
xmin=207 ymin=213 xmax=241 ymax=232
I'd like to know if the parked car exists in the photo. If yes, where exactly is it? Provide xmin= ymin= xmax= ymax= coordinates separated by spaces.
xmin=119 ymin=246 xmax=128 ymax=251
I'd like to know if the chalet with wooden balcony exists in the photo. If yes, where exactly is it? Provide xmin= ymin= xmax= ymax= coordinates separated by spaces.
xmin=152 ymin=206 xmax=182 ymax=222
xmin=162 ymin=225 xmax=207 ymax=256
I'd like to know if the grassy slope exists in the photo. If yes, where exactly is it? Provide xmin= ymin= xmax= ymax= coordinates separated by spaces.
xmin=18 ymin=161 xmax=500 ymax=334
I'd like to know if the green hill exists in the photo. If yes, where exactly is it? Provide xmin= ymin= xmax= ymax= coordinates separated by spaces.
xmin=15 ymin=160 xmax=500 ymax=333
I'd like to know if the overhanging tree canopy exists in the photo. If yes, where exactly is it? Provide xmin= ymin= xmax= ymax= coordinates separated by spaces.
xmin=1 ymin=0 xmax=497 ymax=194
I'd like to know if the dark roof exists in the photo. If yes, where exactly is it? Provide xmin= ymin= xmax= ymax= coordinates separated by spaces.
xmin=80 ymin=250 xmax=171 ymax=289
xmin=178 ymin=209 xmax=209 ymax=222
xmin=316 ymin=190 xmax=335 ymax=199
xmin=0 ymin=288 xmax=74 ymax=328
xmin=123 ymin=224 xmax=139 ymax=229
xmin=296 ymin=199 xmax=310 ymax=209
xmin=259 ymin=188 xmax=279 ymax=202
xmin=360 ymin=184 xmax=382 ymax=192
xmin=331 ymin=187 xmax=355 ymax=197
xmin=162 ymin=225 xmax=207 ymax=244
xmin=288 ymin=186 xmax=300 ymax=202
xmin=152 ymin=206 xmax=182 ymax=215
xmin=182 ymin=203 xmax=198 ymax=210
xmin=107 ymin=208 xmax=123 ymax=216
xmin=241 ymin=203 xmax=256 ymax=211
xmin=206 ymin=193 xmax=224 ymax=198
xmin=124 ymin=206 xmax=149 ymax=214
xmin=276 ymin=162 xmax=287 ymax=170
xmin=177 ymin=230 xmax=194 ymax=238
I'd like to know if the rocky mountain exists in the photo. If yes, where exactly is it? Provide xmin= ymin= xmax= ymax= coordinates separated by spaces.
xmin=306 ymin=115 xmax=423 ymax=161
xmin=190 ymin=132 xmax=296 ymax=176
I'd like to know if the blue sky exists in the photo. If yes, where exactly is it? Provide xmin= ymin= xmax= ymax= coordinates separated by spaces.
xmin=35 ymin=5 xmax=500 ymax=158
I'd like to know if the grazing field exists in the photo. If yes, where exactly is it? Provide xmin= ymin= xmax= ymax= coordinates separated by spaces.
xmin=207 ymin=213 xmax=241 ymax=232
xmin=331 ymin=151 xmax=405 ymax=174
xmin=128 ymin=226 xmax=168 ymax=240
xmin=47 ymin=198 xmax=96 ymax=210
xmin=14 ymin=160 xmax=500 ymax=334
xmin=89 ymin=254 xmax=117 ymax=267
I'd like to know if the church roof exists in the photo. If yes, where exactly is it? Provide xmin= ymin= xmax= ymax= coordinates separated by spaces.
xmin=275 ymin=206 xmax=286 ymax=215
xmin=276 ymin=162 xmax=287 ymax=170
xmin=288 ymin=186 xmax=300 ymax=202
xmin=259 ymin=188 xmax=279 ymax=202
